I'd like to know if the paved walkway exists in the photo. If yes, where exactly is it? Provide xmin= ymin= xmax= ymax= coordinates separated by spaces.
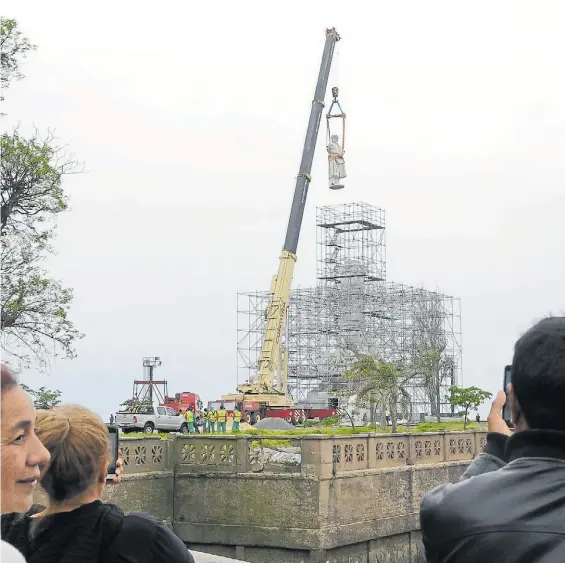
xmin=192 ymin=550 xmax=247 ymax=562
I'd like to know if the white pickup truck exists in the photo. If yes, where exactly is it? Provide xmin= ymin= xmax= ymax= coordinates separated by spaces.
xmin=115 ymin=405 xmax=188 ymax=434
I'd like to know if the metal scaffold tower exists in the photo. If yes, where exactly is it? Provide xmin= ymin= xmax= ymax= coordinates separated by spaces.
xmin=237 ymin=202 xmax=462 ymax=418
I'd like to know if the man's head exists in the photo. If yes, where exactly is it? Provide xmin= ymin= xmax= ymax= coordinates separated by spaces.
xmin=509 ymin=316 xmax=565 ymax=431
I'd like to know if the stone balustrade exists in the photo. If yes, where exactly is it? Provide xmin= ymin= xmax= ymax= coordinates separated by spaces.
xmin=120 ymin=436 xmax=172 ymax=474
xmin=120 ymin=430 xmax=487 ymax=476
xmin=104 ymin=430 xmax=488 ymax=562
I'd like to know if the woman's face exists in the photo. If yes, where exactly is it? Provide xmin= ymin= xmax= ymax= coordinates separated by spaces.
xmin=1 ymin=386 xmax=50 ymax=513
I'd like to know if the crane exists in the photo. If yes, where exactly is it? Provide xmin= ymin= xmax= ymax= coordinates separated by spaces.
xmin=225 ymin=28 xmax=342 ymax=409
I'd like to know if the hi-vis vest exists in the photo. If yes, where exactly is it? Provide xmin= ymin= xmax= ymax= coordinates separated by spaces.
xmin=233 ymin=409 xmax=241 ymax=421
xmin=185 ymin=410 xmax=194 ymax=422
xmin=208 ymin=411 xmax=215 ymax=421
xmin=217 ymin=409 xmax=227 ymax=423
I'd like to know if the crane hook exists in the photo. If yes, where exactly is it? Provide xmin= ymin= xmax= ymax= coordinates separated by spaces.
xmin=332 ymin=86 xmax=339 ymax=100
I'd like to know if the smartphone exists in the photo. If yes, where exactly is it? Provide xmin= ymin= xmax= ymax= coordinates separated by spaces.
xmin=106 ymin=424 xmax=119 ymax=479
xmin=503 ymin=365 xmax=513 ymax=427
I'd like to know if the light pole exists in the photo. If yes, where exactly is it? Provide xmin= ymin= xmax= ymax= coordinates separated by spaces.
xmin=143 ymin=357 xmax=162 ymax=404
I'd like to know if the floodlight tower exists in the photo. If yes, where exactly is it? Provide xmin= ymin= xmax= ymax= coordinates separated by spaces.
xmin=143 ymin=357 xmax=162 ymax=403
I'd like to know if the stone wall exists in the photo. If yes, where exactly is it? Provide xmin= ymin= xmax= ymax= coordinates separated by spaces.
xmin=168 ymin=432 xmax=485 ymax=562
xmin=35 ymin=431 xmax=486 ymax=562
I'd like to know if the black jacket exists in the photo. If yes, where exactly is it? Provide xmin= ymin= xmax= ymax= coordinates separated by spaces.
xmin=1 ymin=501 xmax=195 ymax=563
xmin=420 ymin=429 xmax=565 ymax=562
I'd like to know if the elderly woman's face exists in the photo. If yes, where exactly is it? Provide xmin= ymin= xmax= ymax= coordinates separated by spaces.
xmin=1 ymin=386 xmax=50 ymax=513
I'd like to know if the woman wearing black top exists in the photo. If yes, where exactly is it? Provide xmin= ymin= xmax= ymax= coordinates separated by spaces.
xmin=1 ymin=405 xmax=194 ymax=563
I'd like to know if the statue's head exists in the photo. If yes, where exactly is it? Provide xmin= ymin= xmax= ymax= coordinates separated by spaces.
xmin=331 ymin=134 xmax=339 ymax=142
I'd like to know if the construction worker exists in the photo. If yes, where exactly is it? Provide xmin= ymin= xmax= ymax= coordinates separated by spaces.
xmin=232 ymin=406 xmax=241 ymax=433
xmin=208 ymin=408 xmax=216 ymax=433
xmin=216 ymin=404 xmax=227 ymax=433
xmin=185 ymin=407 xmax=195 ymax=433
xmin=202 ymin=408 xmax=209 ymax=433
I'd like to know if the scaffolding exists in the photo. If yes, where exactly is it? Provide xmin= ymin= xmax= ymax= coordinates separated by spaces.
xmin=236 ymin=202 xmax=462 ymax=417
xmin=317 ymin=202 xmax=386 ymax=283
xmin=237 ymin=284 xmax=461 ymax=414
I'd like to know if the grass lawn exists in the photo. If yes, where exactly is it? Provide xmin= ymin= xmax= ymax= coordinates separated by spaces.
xmin=122 ymin=420 xmax=486 ymax=440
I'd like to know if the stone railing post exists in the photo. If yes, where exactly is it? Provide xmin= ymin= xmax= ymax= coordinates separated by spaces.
xmin=473 ymin=430 xmax=481 ymax=457
xmin=236 ymin=436 xmax=249 ymax=472
xmin=406 ymin=433 xmax=417 ymax=465
xmin=442 ymin=432 xmax=450 ymax=462
xmin=301 ymin=435 xmax=333 ymax=479
xmin=167 ymin=432 xmax=177 ymax=470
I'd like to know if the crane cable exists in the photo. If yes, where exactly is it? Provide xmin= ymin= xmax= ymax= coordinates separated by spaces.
xmin=326 ymin=40 xmax=346 ymax=152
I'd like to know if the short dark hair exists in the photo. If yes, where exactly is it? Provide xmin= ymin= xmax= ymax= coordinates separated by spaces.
xmin=1 ymin=364 xmax=18 ymax=393
xmin=512 ymin=316 xmax=565 ymax=430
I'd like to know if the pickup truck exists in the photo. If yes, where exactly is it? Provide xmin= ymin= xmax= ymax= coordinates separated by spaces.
xmin=115 ymin=405 xmax=188 ymax=434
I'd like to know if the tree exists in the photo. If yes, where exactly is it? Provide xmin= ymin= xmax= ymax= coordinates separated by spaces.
xmin=20 ymin=383 xmax=62 ymax=409
xmin=344 ymin=354 xmax=414 ymax=432
xmin=1 ymin=18 xmax=36 ymax=101
xmin=0 ymin=20 xmax=83 ymax=371
xmin=412 ymin=293 xmax=454 ymax=422
xmin=1 ymin=232 xmax=82 ymax=368
xmin=1 ymin=129 xmax=80 ymax=237
xmin=448 ymin=386 xmax=492 ymax=429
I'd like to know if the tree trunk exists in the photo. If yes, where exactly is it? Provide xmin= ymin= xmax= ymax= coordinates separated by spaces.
xmin=405 ymin=397 xmax=413 ymax=432
xmin=436 ymin=373 xmax=441 ymax=423
xmin=390 ymin=394 xmax=398 ymax=433
xmin=379 ymin=405 xmax=386 ymax=428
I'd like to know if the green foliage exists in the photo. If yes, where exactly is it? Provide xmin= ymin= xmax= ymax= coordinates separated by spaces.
xmin=416 ymin=420 xmax=483 ymax=433
xmin=344 ymin=355 xmax=414 ymax=432
xmin=0 ymin=23 xmax=83 ymax=372
xmin=319 ymin=415 xmax=339 ymax=427
xmin=448 ymin=386 xmax=492 ymax=429
xmin=118 ymin=397 xmax=152 ymax=410
xmin=251 ymin=439 xmax=292 ymax=449
xmin=122 ymin=421 xmax=485 ymax=440
xmin=20 ymin=383 xmax=62 ymax=409
xmin=0 ymin=18 xmax=36 ymax=99
xmin=1 ymin=232 xmax=83 ymax=369
xmin=1 ymin=130 xmax=79 ymax=237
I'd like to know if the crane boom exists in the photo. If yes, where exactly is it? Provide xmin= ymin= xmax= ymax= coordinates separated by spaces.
xmin=237 ymin=28 xmax=341 ymax=398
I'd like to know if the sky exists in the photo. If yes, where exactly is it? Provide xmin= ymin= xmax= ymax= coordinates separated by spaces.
xmin=3 ymin=0 xmax=564 ymax=418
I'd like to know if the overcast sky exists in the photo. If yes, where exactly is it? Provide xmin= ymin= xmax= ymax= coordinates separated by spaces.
xmin=3 ymin=0 xmax=564 ymax=418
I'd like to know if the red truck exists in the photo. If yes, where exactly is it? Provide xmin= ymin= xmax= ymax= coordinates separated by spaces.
xmin=207 ymin=399 xmax=336 ymax=426
xmin=164 ymin=392 xmax=203 ymax=416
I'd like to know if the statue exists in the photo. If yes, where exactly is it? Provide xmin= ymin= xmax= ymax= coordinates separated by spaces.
xmin=327 ymin=134 xmax=346 ymax=190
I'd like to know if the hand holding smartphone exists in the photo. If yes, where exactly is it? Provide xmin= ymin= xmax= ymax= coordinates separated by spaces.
xmin=106 ymin=424 xmax=119 ymax=480
xmin=503 ymin=365 xmax=513 ymax=428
